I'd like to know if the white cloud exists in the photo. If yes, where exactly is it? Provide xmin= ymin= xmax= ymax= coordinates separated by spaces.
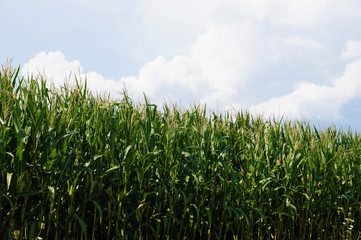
xmin=134 ymin=0 xmax=357 ymax=58
xmin=22 ymin=51 xmax=83 ymax=87
xmin=191 ymin=23 xmax=257 ymax=102
xmin=273 ymin=0 xmax=361 ymax=26
xmin=327 ymin=0 xmax=361 ymax=19
xmin=341 ymin=40 xmax=361 ymax=60
xmin=136 ymin=0 xmax=211 ymax=39
xmin=21 ymin=20 xmax=257 ymax=108
xmin=20 ymin=48 xmax=232 ymax=107
xmin=20 ymin=0 xmax=361 ymax=128
xmin=122 ymin=21 xmax=259 ymax=106
xmin=130 ymin=0 xmax=361 ymax=107
xmin=273 ymin=0 xmax=334 ymax=26
xmin=120 ymin=55 xmax=209 ymax=103
xmin=21 ymin=14 xmax=260 ymax=107
xmin=249 ymin=58 xmax=361 ymax=121
xmin=284 ymin=36 xmax=324 ymax=50
xmin=21 ymin=51 xmax=124 ymax=97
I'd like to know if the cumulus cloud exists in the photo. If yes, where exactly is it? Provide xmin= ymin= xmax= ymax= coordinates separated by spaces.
xmin=249 ymin=58 xmax=361 ymax=121
xmin=120 ymin=55 xmax=208 ymax=103
xmin=341 ymin=40 xmax=361 ymax=60
xmin=273 ymin=0 xmax=361 ymax=26
xmin=22 ymin=51 xmax=125 ymax=97
xmin=283 ymin=36 xmax=324 ymax=50
xmin=22 ymin=17 xmax=259 ymax=107
xmin=125 ymin=20 xmax=260 ymax=107
xmin=20 ymin=0 xmax=361 ymax=128
xmin=271 ymin=0 xmax=332 ymax=26
xmin=135 ymin=0 xmax=361 ymax=60
xmin=22 ymin=51 xmax=83 ymax=87
xmin=138 ymin=0 xmax=359 ymax=29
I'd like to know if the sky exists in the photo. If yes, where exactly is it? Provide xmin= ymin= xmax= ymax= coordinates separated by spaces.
xmin=2 ymin=0 xmax=361 ymax=132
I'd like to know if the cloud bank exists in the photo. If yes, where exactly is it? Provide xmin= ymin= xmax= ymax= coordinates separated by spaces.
xmin=21 ymin=0 xmax=361 ymax=128
xmin=249 ymin=58 xmax=361 ymax=120
xmin=283 ymin=36 xmax=324 ymax=50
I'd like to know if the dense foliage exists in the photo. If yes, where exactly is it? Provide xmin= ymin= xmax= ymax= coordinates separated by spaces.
xmin=1 ymin=63 xmax=361 ymax=239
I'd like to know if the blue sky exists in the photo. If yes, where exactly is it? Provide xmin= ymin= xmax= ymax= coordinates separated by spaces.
xmin=2 ymin=0 xmax=361 ymax=131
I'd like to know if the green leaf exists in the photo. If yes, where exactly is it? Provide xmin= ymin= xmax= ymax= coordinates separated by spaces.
xmin=13 ymin=116 xmax=26 ymax=138
xmin=15 ymin=191 xmax=42 ymax=198
xmin=29 ymin=222 xmax=37 ymax=239
xmin=58 ymin=131 xmax=79 ymax=141
xmin=73 ymin=213 xmax=87 ymax=236
xmin=57 ymin=150 xmax=74 ymax=185
xmin=90 ymin=200 xmax=103 ymax=216
xmin=104 ymin=166 xmax=120 ymax=174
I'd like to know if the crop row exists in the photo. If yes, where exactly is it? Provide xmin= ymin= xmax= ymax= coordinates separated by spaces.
xmin=1 ymin=63 xmax=361 ymax=239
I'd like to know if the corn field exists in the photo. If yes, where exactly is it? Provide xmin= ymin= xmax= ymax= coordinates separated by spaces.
xmin=1 ymin=63 xmax=361 ymax=239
